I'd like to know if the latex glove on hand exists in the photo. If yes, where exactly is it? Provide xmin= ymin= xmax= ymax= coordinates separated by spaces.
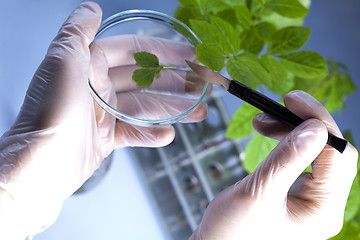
xmin=190 ymin=91 xmax=358 ymax=240
xmin=0 ymin=2 xmax=208 ymax=239
xmin=89 ymin=34 xmax=210 ymax=145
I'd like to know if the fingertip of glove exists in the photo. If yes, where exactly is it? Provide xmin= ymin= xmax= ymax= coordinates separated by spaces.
xmin=55 ymin=2 xmax=102 ymax=50
xmin=293 ymin=119 xmax=328 ymax=153
xmin=77 ymin=2 xmax=102 ymax=15
xmin=297 ymin=119 xmax=327 ymax=138
xmin=145 ymin=126 xmax=175 ymax=148
xmin=159 ymin=126 xmax=176 ymax=146
xmin=286 ymin=90 xmax=316 ymax=101
xmin=284 ymin=91 xmax=321 ymax=110
xmin=253 ymin=113 xmax=277 ymax=125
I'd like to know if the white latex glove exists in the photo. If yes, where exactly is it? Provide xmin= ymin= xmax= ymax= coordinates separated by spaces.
xmin=0 ymin=2 xmax=208 ymax=239
xmin=190 ymin=91 xmax=358 ymax=240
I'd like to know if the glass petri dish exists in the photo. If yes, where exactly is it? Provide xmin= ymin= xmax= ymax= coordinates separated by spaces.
xmin=89 ymin=10 xmax=209 ymax=127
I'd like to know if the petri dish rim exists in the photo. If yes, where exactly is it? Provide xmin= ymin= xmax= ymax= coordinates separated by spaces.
xmin=89 ymin=9 xmax=209 ymax=127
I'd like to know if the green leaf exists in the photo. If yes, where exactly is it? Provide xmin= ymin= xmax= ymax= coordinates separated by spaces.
xmin=235 ymin=5 xmax=253 ymax=30
xmin=174 ymin=5 xmax=203 ymax=27
xmin=253 ymin=22 xmax=277 ymax=43
xmin=132 ymin=68 xmax=157 ymax=87
xmin=242 ymin=28 xmax=265 ymax=55
xmin=344 ymin=175 xmax=360 ymax=222
xmin=313 ymin=72 xmax=355 ymax=113
xmin=269 ymin=26 xmax=311 ymax=54
xmin=191 ymin=17 xmax=241 ymax=56
xmin=196 ymin=43 xmax=225 ymax=72
xmin=222 ymin=0 xmax=247 ymax=7
xmin=227 ymin=53 xmax=271 ymax=87
xmin=329 ymin=220 xmax=360 ymax=240
xmin=330 ymin=75 xmax=355 ymax=111
xmin=260 ymin=11 xmax=305 ymax=30
xmin=261 ymin=55 xmax=293 ymax=94
xmin=254 ymin=0 xmax=265 ymax=5
xmin=210 ymin=16 xmax=242 ymax=55
xmin=190 ymin=19 xmax=217 ymax=48
xmin=292 ymin=75 xmax=322 ymax=93
xmin=276 ymin=51 xmax=327 ymax=79
xmin=246 ymin=0 xmax=253 ymax=9
xmin=244 ymin=133 xmax=278 ymax=173
xmin=133 ymin=51 xmax=159 ymax=68
xmin=291 ymin=60 xmax=355 ymax=113
xmin=266 ymin=0 xmax=309 ymax=18
xmin=216 ymin=8 xmax=238 ymax=27
xmin=197 ymin=0 xmax=229 ymax=15
xmin=226 ymin=103 xmax=260 ymax=139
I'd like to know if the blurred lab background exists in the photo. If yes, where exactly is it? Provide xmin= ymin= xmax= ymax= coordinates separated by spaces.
xmin=0 ymin=0 xmax=359 ymax=239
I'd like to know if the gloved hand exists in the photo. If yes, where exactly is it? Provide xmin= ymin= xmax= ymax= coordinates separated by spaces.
xmin=190 ymin=91 xmax=358 ymax=240
xmin=89 ymin=34 xmax=210 ymax=125
xmin=0 ymin=2 xmax=208 ymax=239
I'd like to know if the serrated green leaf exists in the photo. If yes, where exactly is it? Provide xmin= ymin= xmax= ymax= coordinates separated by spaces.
xmin=227 ymin=53 xmax=271 ymax=87
xmin=190 ymin=19 xmax=218 ymax=49
xmin=242 ymin=28 xmax=265 ymax=55
xmin=269 ymin=26 xmax=311 ymax=54
xmin=174 ymin=5 xmax=203 ymax=28
xmin=196 ymin=43 xmax=225 ymax=72
xmin=266 ymin=0 xmax=309 ymax=18
xmin=216 ymin=8 xmax=238 ymax=27
xmin=133 ymin=51 xmax=159 ymax=68
xmin=260 ymin=11 xmax=305 ymax=30
xmin=132 ymin=68 xmax=157 ymax=87
xmin=210 ymin=16 xmax=242 ymax=55
xmin=277 ymin=51 xmax=327 ymax=79
xmin=253 ymin=22 xmax=277 ymax=43
xmin=197 ymin=0 xmax=229 ymax=15
xmin=191 ymin=17 xmax=241 ymax=56
xmin=244 ymin=133 xmax=278 ymax=173
xmin=249 ymin=0 xmax=265 ymax=14
xmin=235 ymin=5 xmax=253 ymax=30
xmin=261 ymin=55 xmax=293 ymax=94
xmin=226 ymin=103 xmax=260 ymax=139
xmin=256 ymin=0 xmax=310 ymax=29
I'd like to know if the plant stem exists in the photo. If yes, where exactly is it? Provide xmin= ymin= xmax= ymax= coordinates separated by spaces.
xmin=163 ymin=66 xmax=177 ymax=69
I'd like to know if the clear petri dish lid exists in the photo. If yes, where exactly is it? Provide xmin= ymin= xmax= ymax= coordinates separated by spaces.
xmin=89 ymin=10 xmax=209 ymax=127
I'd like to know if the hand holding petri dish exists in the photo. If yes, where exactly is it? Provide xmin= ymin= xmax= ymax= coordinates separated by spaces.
xmin=88 ymin=10 xmax=210 ymax=127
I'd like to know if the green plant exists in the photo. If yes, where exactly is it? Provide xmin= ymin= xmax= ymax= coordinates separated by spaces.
xmin=174 ymin=0 xmax=359 ymax=238
xmin=132 ymin=51 xmax=176 ymax=87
